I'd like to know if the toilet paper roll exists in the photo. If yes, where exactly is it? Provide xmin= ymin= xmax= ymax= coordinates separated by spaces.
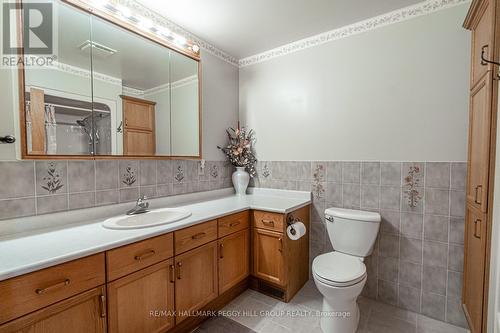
xmin=287 ymin=221 xmax=306 ymax=240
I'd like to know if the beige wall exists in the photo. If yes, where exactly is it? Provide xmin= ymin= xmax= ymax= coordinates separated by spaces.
xmin=239 ymin=4 xmax=471 ymax=162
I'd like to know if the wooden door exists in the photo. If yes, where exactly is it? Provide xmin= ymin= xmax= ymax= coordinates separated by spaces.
xmin=252 ymin=228 xmax=285 ymax=286
xmin=219 ymin=229 xmax=250 ymax=293
xmin=463 ymin=204 xmax=488 ymax=333
xmin=0 ymin=287 xmax=106 ymax=333
xmin=107 ymin=260 xmax=175 ymax=333
xmin=467 ymin=72 xmax=492 ymax=213
xmin=175 ymin=241 xmax=218 ymax=323
xmin=121 ymin=95 xmax=156 ymax=155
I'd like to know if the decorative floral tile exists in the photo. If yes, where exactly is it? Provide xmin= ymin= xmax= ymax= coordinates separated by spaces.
xmin=36 ymin=161 xmax=66 ymax=195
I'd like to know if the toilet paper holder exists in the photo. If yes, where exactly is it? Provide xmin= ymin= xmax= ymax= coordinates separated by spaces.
xmin=287 ymin=216 xmax=303 ymax=236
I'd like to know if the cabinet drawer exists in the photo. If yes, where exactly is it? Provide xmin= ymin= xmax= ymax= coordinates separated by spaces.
xmin=175 ymin=220 xmax=218 ymax=254
xmin=218 ymin=210 xmax=250 ymax=237
xmin=253 ymin=210 xmax=284 ymax=232
xmin=0 ymin=253 xmax=105 ymax=324
xmin=106 ymin=233 xmax=173 ymax=281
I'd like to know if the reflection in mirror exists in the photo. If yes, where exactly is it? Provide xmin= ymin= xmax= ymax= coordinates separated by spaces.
xmin=24 ymin=1 xmax=93 ymax=155
xmin=91 ymin=15 xmax=172 ymax=156
xmin=170 ymin=52 xmax=200 ymax=157
xmin=20 ymin=0 xmax=201 ymax=158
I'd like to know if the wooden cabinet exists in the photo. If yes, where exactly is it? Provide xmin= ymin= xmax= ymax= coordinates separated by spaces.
xmin=467 ymin=72 xmax=493 ymax=213
xmin=0 ymin=254 xmax=105 ymax=324
xmin=107 ymin=260 xmax=175 ymax=333
xmin=219 ymin=229 xmax=250 ymax=293
xmin=218 ymin=210 xmax=250 ymax=237
xmin=106 ymin=233 xmax=174 ymax=281
xmin=469 ymin=0 xmax=495 ymax=87
xmin=463 ymin=1 xmax=499 ymax=332
xmin=463 ymin=204 xmax=488 ymax=333
xmin=251 ymin=205 xmax=310 ymax=301
xmin=252 ymin=228 xmax=285 ymax=286
xmin=174 ymin=220 xmax=218 ymax=254
xmin=175 ymin=241 xmax=218 ymax=323
xmin=0 ymin=286 xmax=106 ymax=333
xmin=121 ymin=95 xmax=156 ymax=155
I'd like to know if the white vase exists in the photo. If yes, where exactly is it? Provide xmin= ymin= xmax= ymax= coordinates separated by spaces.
xmin=232 ymin=167 xmax=250 ymax=195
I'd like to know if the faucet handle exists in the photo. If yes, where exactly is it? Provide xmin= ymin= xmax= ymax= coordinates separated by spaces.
xmin=136 ymin=195 xmax=147 ymax=205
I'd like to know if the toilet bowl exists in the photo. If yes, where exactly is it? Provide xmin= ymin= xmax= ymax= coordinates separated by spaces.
xmin=313 ymin=208 xmax=380 ymax=333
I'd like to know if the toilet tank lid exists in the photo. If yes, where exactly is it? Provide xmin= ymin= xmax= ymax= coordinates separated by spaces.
xmin=325 ymin=207 xmax=381 ymax=223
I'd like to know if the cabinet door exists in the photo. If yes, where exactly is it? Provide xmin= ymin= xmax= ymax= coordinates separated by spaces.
xmin=107 ymin=260 xmax=175 ymax=333
xmin=463 ymin=204 xmax=487 ymax=333
xmin=467 ymin=72 xmax=492 ymax=212
xmin=0 ymin=287 xmax=106 ymax=333
xmin=175 ymin=241 xmax=218 ymax=323
xmin=219 ymin=229 xmax=250 ymax=293
xmin=123 ymin=129 xmax=155 ymax=155
xmin=252 ymin=228 xmax=285 ymax=286
xmin=469 ymin=0 xmax=495 ymax=87
xmin=123 ymin=98 xmax=155 ymax=131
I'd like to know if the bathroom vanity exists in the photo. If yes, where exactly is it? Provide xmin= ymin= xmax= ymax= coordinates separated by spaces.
xmin=0 ymin=189 xmax=310 ymax=333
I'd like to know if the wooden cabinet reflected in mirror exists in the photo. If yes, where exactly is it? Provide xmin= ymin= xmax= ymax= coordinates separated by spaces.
xmin=18 ymin=0 xmax=201 ymax=159
xmin=121 ymin=95 xmax=156 ymax=156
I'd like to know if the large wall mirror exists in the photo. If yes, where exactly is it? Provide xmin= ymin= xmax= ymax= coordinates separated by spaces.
xmin=21 ymin=0 xmax=201 ymax=159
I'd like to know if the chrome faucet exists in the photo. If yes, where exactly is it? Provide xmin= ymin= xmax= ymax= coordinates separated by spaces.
xmin=126 ymin=195 xmax=150 ymax=215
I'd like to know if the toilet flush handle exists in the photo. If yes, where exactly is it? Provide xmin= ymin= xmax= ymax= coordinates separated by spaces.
xmin=325 ymin=216 xmax=334 ymax=223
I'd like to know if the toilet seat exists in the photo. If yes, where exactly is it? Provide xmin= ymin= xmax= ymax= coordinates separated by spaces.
xmin=312 ymin=251 xmax=367 ymax=287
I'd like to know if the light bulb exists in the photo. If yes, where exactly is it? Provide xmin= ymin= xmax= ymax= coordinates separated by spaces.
xmin=116 ymin=5 xmax=132 ymax=19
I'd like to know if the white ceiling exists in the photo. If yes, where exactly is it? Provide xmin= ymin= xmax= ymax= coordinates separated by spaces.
xmin=136 ymin=0 xmax=424 ymax=59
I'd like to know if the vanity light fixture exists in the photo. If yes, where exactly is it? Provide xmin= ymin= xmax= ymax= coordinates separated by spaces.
xmin=80 ymin=0 xmax=201 ymax=58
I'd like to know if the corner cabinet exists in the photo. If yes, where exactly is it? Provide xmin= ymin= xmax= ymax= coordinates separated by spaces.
xmin=463 ymin=1 xmax=499 ymax=332
xmin=251 ymin=205 xmax=310 ymax=302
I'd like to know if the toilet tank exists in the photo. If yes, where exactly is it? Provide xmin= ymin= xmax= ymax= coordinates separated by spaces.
xmin=325 ymin=208 xmax=381 ymax=257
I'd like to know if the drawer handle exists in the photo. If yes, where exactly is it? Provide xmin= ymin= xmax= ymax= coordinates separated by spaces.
xmin=474 ymin=219 xmax=482 ymax=239
xmin=229 ymin=221 xmax=241 ymax=227
xmin=169 ymin=264 xmax=175 ymax=283
xmin=99 ymin=294 xmax=106 ymax=318
xmin=219 ymin=243 xmax=224 ymax=259
xmin=262 ymin=219 xmax=275 ymax=226
xmin=35 ymin=279 xmax=70 ymax=295
xmin=177 ymin=262 xmax=182 ymax=280
xmin=278 ymin=237 xmax=283 ymax=253
xmin=134 ymin=249 xmax=156 ymax=261
xmin=191 ymin=232 xmax=206 ymax=240
xmin=474 ymin=185 xmax=482 ymax=204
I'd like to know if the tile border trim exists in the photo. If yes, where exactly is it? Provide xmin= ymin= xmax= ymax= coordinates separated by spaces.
xmin=238 ymin=0 xmax=470 ymax=68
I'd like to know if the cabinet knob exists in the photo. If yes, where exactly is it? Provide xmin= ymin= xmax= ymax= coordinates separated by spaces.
xmin=0 ymin=135 xmax=15 ymax=144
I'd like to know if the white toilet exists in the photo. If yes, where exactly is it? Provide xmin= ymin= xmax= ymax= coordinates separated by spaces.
xmin=312 ymin=208 xmax=381 ymax=333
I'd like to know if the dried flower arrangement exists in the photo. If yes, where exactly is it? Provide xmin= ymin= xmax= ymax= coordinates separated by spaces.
xmin=404 ymin=166 xmax=422 ymax=208
xmin=41 ymin=162 xmax=64 ymax=194
xmin=217 ymin=122 xmax=257 ymax=177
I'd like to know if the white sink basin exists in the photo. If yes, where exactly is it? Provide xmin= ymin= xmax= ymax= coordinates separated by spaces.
xmin=102 ymin=208 xmax=192 ymax=230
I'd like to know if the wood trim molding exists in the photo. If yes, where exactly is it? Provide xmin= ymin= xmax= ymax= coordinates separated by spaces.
xmin=119 ymin=95 xmax=157 ymax=106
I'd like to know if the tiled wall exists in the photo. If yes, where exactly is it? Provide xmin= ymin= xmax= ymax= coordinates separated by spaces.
xmin=0 ymin=160 xmax=233 ymax=220
xmin=252 ymin=161 xmax=467 ymax=328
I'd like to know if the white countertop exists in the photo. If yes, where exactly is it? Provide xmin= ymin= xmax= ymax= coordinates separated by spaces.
xmin=0 ymin=188 xmax=311 ymax=281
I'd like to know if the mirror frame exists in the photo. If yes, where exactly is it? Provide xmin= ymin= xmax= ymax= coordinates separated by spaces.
xmin=17 ymin=0 xmax=202 ymax=160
